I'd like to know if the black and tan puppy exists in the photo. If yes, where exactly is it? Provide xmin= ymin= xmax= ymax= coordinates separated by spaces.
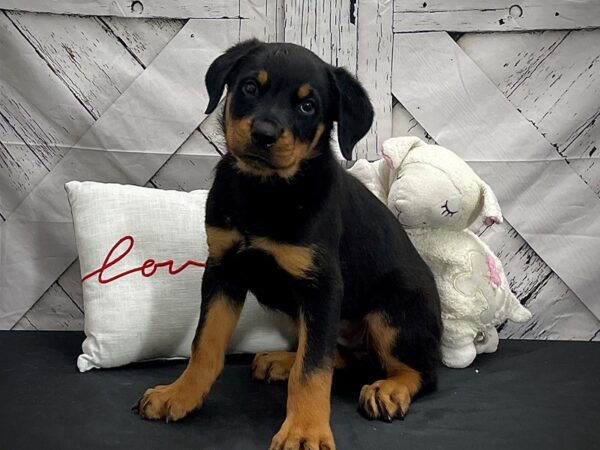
xmin=135 ymin=39 xmax=442 ymax=450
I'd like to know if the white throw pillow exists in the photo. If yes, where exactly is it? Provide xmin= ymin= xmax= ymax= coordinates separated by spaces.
xmin=66 ymin=181 xmax=296 ymax=372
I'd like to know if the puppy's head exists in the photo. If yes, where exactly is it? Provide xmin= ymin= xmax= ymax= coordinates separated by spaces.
xmin=205 ymin=39 xmax=374 ymax=178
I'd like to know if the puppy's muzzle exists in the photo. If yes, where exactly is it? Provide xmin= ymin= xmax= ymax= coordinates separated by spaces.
xmin=251 ymin=119 xmax=282 ymax=149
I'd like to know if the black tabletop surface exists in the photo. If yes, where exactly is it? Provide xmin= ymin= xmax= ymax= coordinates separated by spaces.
xmin=1 ymin=331 xmax=599 ymax=450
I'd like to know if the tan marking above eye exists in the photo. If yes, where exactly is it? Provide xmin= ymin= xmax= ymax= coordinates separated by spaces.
xmin=297 ymin=83 xmax=312 ymax=99
xmin=249 ymin=237 xmax=316 ymax=278
xmin=257 ymin=70 xmax=268 ymax=86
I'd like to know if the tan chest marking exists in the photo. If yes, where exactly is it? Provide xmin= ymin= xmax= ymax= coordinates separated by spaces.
xmin=206 ymin=226 xmax=243 ymax=261
xmin=206 ymin=226 xmax=315 ymax=278
xmin=249 ymin=237 xmax=315 ymax=278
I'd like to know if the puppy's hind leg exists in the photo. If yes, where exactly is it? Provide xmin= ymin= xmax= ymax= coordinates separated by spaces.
xmin=359 ymin=270 xmax=442 ymax=421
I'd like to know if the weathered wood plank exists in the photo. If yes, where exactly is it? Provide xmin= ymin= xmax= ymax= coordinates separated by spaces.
xmin=284 ymin=0 xmax=357 ymax=71
xmin=0 ymin=0 xmax=238 ymax=19
xmin=6 ymin=11 xmax=144 ymax=120
xmin=392 ymin=31 xmax=600 ymax=318
xmin=56 ymin=262 xmax=84 ymax=311
xmin=149 ymin=131 xmax=221 ymax=191
xmin=393 ymin=1 xmax=600 ymax=33
xmin=11 ymin=284 xmax=83 ymax=331
xmin=0 ymin=18 xmax=238 ymax=329
xmin=499 ymin=273 xmax=600 ymax=340
xmin=357 ymin=0 xmax=393 ymax=158
xmin=100 ymin=16 xmax=185 ymax=67
xmin=477 ymin=221 xmax=555 ymax=303
xmin=1 ymin=11 xmax=150 ymax=222
xmin=459 ymin=31 xmax=570 ymax=99
xmin=460 ymin=30 xmax=600 ymax=196
xmin=198 ymin=101 xmax=227 ymax=154
xmin=2 ymin=12 xmax=168 ymax=217
xmin=0 ymin=11 xmax=94 ymax=218
xmin=0 ymin=115 xmax=48 ymax=219
xmin=241 ymin=0 xmax=285 ymax=42
xmin=10 ymin=315 xmax=35 ymax=330
xmin=103 ymin=16 xmax=225 ymax=190
xmin=391 ymin=100 xmax=434 ymax=145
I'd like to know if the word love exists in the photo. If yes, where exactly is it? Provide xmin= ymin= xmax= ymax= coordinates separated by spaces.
xmin=81 ymin=235 xmax=206 ymax=284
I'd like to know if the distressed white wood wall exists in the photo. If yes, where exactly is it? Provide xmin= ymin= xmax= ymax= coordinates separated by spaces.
xmin=0 ymin=0 xmax=599 ymax=341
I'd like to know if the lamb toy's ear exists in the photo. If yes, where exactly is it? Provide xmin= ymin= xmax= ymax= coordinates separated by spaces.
xmin=479 ymin=181 xmax=503 ymax=226
xmin=348 ymin=159 xmax=390 ymax=203
xmin=381 ymin=136 xmax=425 ymax=170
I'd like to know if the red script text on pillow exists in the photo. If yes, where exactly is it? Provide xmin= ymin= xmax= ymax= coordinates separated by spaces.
xmin=81 ymin=235 xmax=206 ymax=284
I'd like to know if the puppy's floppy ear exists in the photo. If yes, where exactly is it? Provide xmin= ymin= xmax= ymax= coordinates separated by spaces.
xmin=330 ymin=67 xmax=374 ymax=160
xmin=205 ymin=39 xmax=263 ymax=114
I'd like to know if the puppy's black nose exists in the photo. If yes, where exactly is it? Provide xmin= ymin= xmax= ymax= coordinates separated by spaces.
xmin=251 ymin=119 xmax=282 ymax=149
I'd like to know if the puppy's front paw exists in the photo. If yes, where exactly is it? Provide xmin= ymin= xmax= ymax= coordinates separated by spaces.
xmin=134 ymin=381 xmax=202 ymax=422
xmin=252 ymin=351 xmax=296 ymax=382
xmin=359 ymin=379 xmax=411 ymax=422
xmin=269 ymin=418 xmax=335 ymax=450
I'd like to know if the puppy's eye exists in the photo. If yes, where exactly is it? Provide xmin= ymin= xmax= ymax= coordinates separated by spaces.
xmin=242 ymin=81 xmax=258 ymax=96
xmin=299 ymin=100 xmax=316 ymax=115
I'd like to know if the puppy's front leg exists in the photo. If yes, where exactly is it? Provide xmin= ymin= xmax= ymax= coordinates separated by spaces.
xmin=136 ymin=262 xmax=246 ymax=421
xmin=270 ymin=279 xmax=341 ymax=450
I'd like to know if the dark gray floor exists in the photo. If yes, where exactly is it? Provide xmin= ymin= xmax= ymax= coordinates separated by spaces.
xmin=1 ymin=332 xmax=599 ymax=450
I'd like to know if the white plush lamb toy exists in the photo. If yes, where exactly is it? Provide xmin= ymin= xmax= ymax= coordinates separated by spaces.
xmin=349 ymin=136 xmax=531 ymax=368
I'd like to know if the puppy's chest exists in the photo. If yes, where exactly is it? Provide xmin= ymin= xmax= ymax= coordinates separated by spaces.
xmin=206 ymin=225 xmax=317 ymax=280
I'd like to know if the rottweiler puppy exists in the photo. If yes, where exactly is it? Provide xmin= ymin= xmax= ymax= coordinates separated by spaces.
xmin=135 ymin=39 xmax=442 ymax=450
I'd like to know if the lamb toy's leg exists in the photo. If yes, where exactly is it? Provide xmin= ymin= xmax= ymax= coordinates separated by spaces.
xmin=440 ymin=320 xmax=478 ymax=368
xmin=441 ymin=343 xmax=477 ymax=369
xmin=474 ymin=326 xmax=499 ymax=355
